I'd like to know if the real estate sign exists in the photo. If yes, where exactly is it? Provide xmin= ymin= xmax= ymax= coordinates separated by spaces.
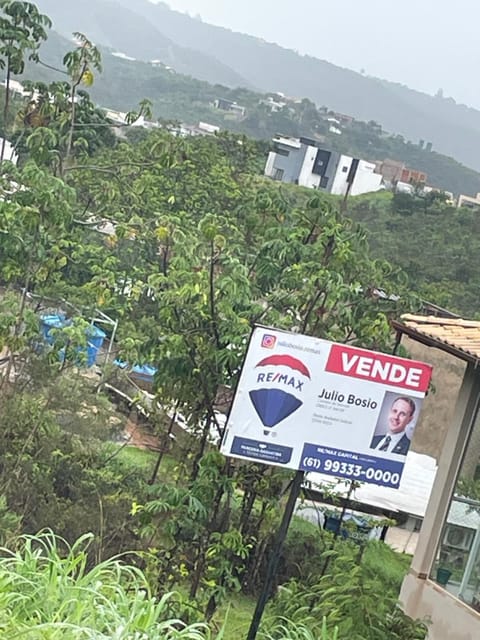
xmin=220 ymin=327 xmax=432 ymax=488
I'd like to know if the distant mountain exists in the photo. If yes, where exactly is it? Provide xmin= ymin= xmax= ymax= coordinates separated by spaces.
xmin=34 ymin=0 xmax=251 ymax=89
xmin=32 ymin=0 xmax=480 ymax=173
xmin=115 ymin=0 xmax=480 ymax=174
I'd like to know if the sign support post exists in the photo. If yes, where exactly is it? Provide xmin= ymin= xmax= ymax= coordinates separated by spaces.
xmin=246 ymin=469 xmax=305 ymax=640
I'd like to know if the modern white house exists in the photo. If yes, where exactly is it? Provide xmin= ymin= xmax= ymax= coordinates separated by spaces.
xmin=213 ymin=98 xmax=246 ymax=118
xmin=264 ymin=135 xmax=383 ymax=197
xmin=306 ymin=449 xmax=480 ymax=564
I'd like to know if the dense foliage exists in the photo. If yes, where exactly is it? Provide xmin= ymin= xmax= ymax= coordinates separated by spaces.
xmin=348 ymin=191 xmax=480 ymax=317
xmin=0 ymin=5 xmax=431 ymax=637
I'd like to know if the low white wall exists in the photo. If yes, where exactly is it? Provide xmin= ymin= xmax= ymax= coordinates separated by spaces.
xmin=0 ymin=138 xmax=18 ymax=164
xmin=385 ymin=526 xmax=419 ymax=555
xmin=401 ymin=572 xmax=480 ymax=639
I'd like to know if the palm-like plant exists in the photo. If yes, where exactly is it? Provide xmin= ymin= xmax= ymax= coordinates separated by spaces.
xmin=261 ymin=617 xmax=339 ymax=640
xmin=0 ymin=531 xmax=217 ymax=639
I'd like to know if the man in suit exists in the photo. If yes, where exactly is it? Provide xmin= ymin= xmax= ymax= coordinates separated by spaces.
xmin=370 ymin=397 xmax=416 ymax=456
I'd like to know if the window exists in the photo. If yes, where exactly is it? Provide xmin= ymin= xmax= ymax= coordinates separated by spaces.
xmin=320 ymin=176 xmax=329 ymax=188
xmin=275 ymin=148 xmax=290 ymax=157
xmin=431 ymin=410 xmax=480 ymax=612
xmin=273 ymin=168 xmax=284 ymax=181
xmin=412 ymin=518 xmax=423 ymax=532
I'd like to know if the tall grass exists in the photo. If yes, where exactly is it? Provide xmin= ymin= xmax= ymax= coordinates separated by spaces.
xmin=261 ymin=617 xmax=339 ymax=640
xmin=0 ymin=531 xmax=216 ymax=639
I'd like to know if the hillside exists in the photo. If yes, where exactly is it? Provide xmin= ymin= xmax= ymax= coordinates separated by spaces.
xmin=22 ymin=30 xmax=480 ymax=197
xmin=33 ymin=0 xmax=480 ymax=173
xmin=348 ymin=191 xmax=480 ymax=318
xmin=33 ymin=0 xmax=251 ymax=89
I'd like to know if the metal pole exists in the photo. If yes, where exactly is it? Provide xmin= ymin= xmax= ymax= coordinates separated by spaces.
xmin=105 ymin=319 xmax=118 ymax=367
xmin=246 ymin=470 xmax=305 ymax=640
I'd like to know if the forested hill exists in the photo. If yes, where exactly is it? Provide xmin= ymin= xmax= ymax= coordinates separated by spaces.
xmin=33 ymin=0 xmax=251 ymax=89
xmin=34 ymin=0 xmax=480 ymax=174
xmin=348 ymin=192 xmax=480 ymax=319
xmin=23 ymin=30 xmax=480 ymax=198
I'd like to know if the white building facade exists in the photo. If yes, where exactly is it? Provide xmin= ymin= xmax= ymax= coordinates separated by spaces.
xmin=0 ymin=138 xmax=18 ymax=164
xmin=265 ymin=135 xmax=383 ymax=197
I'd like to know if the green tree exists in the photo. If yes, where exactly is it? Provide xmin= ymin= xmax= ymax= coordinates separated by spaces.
xmin=60 ymin=128 xmax=417 ymax=618
xmin=62 ymin=31 xmax=102 ymax=165
xmin=0 ymin=0 xmax=50 ymax=161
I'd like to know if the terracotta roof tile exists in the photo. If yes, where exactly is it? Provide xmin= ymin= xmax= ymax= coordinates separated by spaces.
xmin=392 ymin=314 xmax=480 ymax=363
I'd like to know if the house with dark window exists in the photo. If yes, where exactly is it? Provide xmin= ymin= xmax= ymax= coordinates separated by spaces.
xmin=264 ymin=135 xmax=383 ymax=197
xmin=213 ymin=98 xmax=246 ymax=117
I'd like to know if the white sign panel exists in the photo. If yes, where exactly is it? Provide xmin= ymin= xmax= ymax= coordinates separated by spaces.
xmin=221 ymin=327 xmax=433 ymax=488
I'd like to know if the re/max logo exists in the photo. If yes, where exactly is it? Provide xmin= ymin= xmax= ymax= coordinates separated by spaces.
xmin=256 ymin=372 xmax=304 ymax=391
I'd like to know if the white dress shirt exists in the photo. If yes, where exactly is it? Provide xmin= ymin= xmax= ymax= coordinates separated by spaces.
xmin=376 ymin=432 xmax=405 ymax=453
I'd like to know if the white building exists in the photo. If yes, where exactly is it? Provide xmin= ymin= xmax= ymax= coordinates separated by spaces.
xmin=458 ymin=192 xmax=480 ymax=209
xmin=0 ymin=78 xmax=27 ymax=97
xmin=260 ymin=96 xmax=287 ymax=113
xmin=0 ymin=138 xmax=18 ymax=164
xmin=265 ymin=135 xmax=383 ymax=197
xmin=307 ymin=451 xmax=437 ymax=554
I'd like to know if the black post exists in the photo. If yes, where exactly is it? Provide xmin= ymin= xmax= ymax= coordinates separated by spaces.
xmin=246 ymin=470 xmax=305 ymax=640
xmin=333 ymin=479 xmax=355 ymax=540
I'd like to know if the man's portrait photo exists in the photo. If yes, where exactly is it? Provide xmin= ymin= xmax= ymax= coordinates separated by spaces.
xmin=370 ymin=392 xmax=422 ymax=456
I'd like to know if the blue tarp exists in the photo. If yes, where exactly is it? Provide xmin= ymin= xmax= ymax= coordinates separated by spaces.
xmin=114 ymin=360 xmax=157 ymax=383
xmin=40 ymin=315 xmax=106 ymax=367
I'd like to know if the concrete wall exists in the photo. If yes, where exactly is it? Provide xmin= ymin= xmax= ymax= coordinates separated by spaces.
xmin=385 ymin=520 xmax=420 ymax=555
xmin=401 ymin=574 xmax=480 ymax=640
xmin=266 ymin=144 xmax=307 ymax=184
xmin=0 ymin=138 xmax=18 ymax=164
xmin=350 ymin=160 xmax=383 ymax=196
xmin=405 ymin=337 xmax=465 ymax=461
xmin=264 ymin=151 xmax=276 ymax=178
xmin=298 ymin=144 xmax=321 ymax=188
xmin=329 ymin=154 xmax=352 ymax=196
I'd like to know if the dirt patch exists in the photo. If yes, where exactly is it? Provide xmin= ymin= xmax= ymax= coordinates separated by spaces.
xmin=124 ymin=419 xmax=162 ymax=451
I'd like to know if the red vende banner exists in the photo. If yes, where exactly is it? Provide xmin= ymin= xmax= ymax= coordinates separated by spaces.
xmin=325 ymin=344 xmax=432 ymax=392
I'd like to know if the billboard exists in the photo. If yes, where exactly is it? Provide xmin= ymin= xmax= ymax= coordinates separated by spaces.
xmin=220 ymin=327 xmax=432 ymax=488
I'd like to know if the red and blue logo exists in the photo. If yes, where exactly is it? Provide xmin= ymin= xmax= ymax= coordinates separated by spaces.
xmin=249 ymin=354 xmax=311 ymax=430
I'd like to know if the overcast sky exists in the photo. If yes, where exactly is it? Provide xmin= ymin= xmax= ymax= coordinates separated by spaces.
xmin=154 ymin=0 xmax=478 ymax=109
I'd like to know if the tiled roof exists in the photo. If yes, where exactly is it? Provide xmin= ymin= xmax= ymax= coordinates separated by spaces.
xmin=392 ymin=314 xmax=480 ymax=363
